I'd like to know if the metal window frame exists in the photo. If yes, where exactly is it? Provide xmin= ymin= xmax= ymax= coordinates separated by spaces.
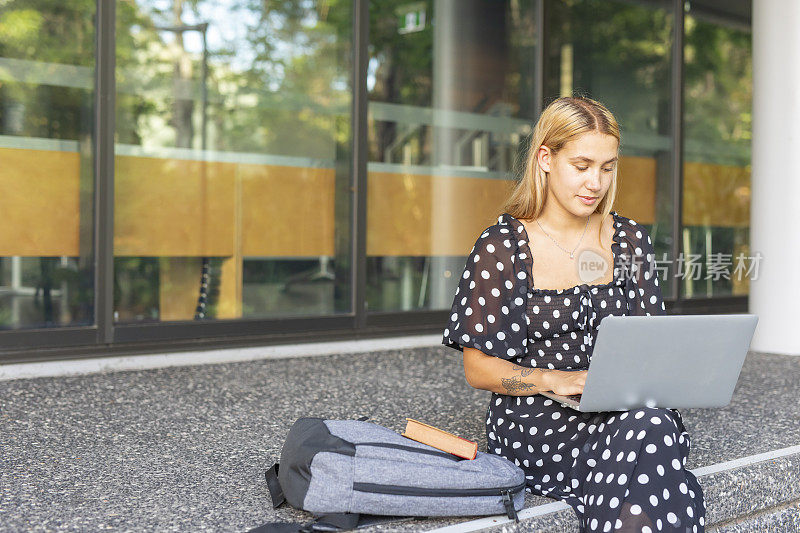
xmin=671 ymin=0 xmax=685 ymax=304
xmin=0 ymin=0 xmax=747 ymax=364
xmin=96 ymin=0 xmax=115 ymax=345
xmin=0 ymin=0 xmax=114 ymax=355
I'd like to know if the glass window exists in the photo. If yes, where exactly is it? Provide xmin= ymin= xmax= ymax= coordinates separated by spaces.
xmin=114 ymin=0 xmax=353 ymax=323
xmin=544 ymin=0 xmax=676 ymax=299
xmin=367 ymin=0 xmax=538 ymax=313
xmin=681 ymin=5 xmax=752 ymax=298
xmin=0 ymin=2 xmax=95 ymax=330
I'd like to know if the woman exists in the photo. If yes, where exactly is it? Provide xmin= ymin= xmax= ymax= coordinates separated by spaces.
xmin=442 ymin=96 xmax=705 ymax=532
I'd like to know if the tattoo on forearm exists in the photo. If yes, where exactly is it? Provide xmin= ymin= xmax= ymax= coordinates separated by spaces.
xmin=501 ymin=375 xmax=537 ymax=393
xmin=501 ymin=366 xmax=550 ymax=394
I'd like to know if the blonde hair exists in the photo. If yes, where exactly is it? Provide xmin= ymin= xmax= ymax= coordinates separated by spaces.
xmin=501 ymin=95 xmax=621 ymax=246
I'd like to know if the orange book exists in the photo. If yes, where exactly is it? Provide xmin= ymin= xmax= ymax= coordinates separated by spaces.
xmin=401 ymin=418 xmax=478 ymax=460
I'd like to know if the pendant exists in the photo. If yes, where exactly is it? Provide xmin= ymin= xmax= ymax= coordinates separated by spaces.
xmin=570 ymin=252 xmax=574 ymax=259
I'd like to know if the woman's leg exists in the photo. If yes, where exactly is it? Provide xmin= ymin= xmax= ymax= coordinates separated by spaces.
xmin=575 ymin=407 xmax=706 ymax=532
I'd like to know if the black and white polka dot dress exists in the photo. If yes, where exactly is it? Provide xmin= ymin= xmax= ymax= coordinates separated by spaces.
xmin=442 ymin=211 xmax=706 ymax=532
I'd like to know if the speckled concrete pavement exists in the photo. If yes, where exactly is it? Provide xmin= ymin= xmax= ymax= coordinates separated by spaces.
xmin=1 ymin=349 xmax=798 ymax=532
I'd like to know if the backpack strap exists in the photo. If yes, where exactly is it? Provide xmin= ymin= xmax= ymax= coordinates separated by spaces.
xmin=265 ymin=463 xmax=286 ymax=508
xmin=299 ymin=513 xmax=362 ymax=532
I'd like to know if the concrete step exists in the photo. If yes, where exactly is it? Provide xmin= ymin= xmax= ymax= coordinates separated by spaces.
xmin=400 ymin=448 xmax=800 ymax=533
xmin=1 ymin=347 xmax=798 ymax=532
xmin=710 ymin=500 xmax=800 ymax=532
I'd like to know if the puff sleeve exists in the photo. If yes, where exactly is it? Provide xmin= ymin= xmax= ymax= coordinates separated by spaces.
xmin=622 ymin=222 xmax=667 ymax=316
xmin=441 ymin=224 xmax=529 ymax=360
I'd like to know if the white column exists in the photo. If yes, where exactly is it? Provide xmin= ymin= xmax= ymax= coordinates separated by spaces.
xmin=749 ymin=0 xmax=800 ymax=355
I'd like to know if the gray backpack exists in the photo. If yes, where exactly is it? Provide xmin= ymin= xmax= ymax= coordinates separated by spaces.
xmin=250 ymin=416 xmax=526 ymax=532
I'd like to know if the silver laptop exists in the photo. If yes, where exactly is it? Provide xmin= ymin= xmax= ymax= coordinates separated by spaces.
xmin=539 ymin=313 xmax=759 ymax=412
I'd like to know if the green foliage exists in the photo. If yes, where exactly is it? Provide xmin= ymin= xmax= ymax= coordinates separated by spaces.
xmin=684 ymin=14 xmax=752 ymax=154
xmin=0 ymin=0 xmax=95 ymax=64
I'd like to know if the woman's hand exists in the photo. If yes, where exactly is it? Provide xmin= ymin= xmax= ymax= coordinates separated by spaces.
xmin=541 ymin=369 xmax=587 ymax=396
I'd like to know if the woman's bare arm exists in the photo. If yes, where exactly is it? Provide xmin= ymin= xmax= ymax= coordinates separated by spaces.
xmin=463 ymin=347 xmax=586 ymax=396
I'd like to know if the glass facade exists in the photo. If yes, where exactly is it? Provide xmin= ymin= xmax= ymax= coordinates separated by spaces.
xmin=681 ymin=4 xmax=752 ymax=298
xmin=0 ymin=0 xmax=752 ymax=357
xmin=114 ymin=0 xmax=353 ymax=323
xmin=544 ymin=0 xmax=677 ymax=298
xmin=0 ymin=2 xmax=96 ymax=330
xmin=366 ymin=0 xmax=537 ymax=313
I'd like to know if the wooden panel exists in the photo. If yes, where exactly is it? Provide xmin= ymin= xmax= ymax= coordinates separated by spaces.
xmin=683 ymin=161 xmax=750 ymax=227
xmin=158 ymin=257 xmax=203 ymax=321
xmin=239 ymin=163 xmax=335 ymax=257
xmin=216 ymin=172 xmax=243 ymax=319
xmin=380 ymin=172 xmax=513 ymax=257
xmin=216 ymin=254 xmax=242 ymax=319
xmin=612 ymin=155 xmax=659 ymax=225
xmin=0 ymin=150 xmax=751 ymax=262
xmin=114 ymin=156 xmax=236 ymax=256
xmin=368 ymin=170 xmax=432 ymax=257
xmin=0 ymin=147 xmax=80 ymax=256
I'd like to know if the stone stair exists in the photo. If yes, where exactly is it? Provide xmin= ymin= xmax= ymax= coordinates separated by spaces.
xmin=1 ymin=347 xmax=798 ymax=532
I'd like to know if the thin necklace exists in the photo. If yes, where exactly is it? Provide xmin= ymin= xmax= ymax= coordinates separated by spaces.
xmin=536 ymin=215 xmax=590 ymax=259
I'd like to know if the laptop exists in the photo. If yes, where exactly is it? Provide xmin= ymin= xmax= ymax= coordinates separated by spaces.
xmin=539 ymin=313 xmax=759 ymax=412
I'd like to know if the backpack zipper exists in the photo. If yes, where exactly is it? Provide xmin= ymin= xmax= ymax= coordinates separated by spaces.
xmin=355 ymin=441 xmax=463 ymax=461
xmin=351 ymin=480 xmax=525 ymax=521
